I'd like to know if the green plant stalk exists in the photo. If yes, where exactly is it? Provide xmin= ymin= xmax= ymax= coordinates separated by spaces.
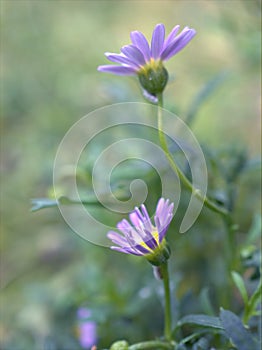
xmin=220 ymin=215 xmax=238 ymax=308
xmin=224 ymin=215 xmax=238 ymax=271
xmin=156 ymin=93 xmax=229 ymax=218
xmin=128 ymin=340 xmax=174 ymax=349
xmin=160 ymin=262 xmax=172 ymax=341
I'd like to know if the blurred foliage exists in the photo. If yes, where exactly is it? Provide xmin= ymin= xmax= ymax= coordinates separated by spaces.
xmin=1 ymin=0 xmax=261 ymax=349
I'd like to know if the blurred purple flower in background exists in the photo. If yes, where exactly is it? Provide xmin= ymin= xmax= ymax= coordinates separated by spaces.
xmin=97 ymin=23 xmax=196 ymax=76
xmin=107 ymin=198 xmax=174 ymax=265
xmin=77 ymin=307 xmax=97 ymax=349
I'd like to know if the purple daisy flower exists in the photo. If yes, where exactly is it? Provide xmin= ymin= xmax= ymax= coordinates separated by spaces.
xmin=98 ymin=24 xmax=196 ymax=76
xmin=107 ymin=198 xmax=174 ymax=265
xmin=98 ymin=24 xmax=196 ymax=98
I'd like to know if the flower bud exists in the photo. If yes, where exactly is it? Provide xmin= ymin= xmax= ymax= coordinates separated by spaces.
xmin=138 ymin=63 xmax=168 ymax=96
xmin=110 ymin=340 xmax=129 ymax=350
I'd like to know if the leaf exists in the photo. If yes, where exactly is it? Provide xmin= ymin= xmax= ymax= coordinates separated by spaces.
xmin=31 ymin=198 xmax=59 ymax=211
xmin=176 ymin=314 xmax=224 ymax=330
xmin=31 ymin=196 xmax=101 ymax=212
xmin=248 ymin=280 xmax=262 ymax=315
xmin=246 ymin=214 xmax=262 ymax=245
xmin=231 ymin=271 xmax=248 ymax=304
xmin=243 ymin=279 xmax=262 ymax=324
xmin=220 ymin=309 xmax=259 ymax=350
xmin=199 ymin=287 xmax=216 ymax=316
xmin=185 ymin=70 xmax=228 ymax=125
xmin=177 ymin=329 xmax=211 ymax=346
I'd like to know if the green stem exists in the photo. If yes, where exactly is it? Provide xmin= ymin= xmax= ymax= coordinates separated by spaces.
xmin=157 ymin=93 xmax=229 ymax=218
xmin=223 ymin=215 xmax=237 ymax=270
xmin=220 ymin=214 xmax=238 ymax=308
xmin=128 ymin=340 xmax=173 ymax=349
xmin=160 ymin=262 xmax=172 ymax=341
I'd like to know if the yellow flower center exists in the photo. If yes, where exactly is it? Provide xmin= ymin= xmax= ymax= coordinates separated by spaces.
xmin=139 ymin=228 xmax=160 ymax=251
xmin=138 ymin=58 xmax=162 ymax=74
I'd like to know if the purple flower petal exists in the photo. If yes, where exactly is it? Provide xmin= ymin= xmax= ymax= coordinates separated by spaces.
xmin=113 ymin=219 xmax=152 ymax=255
xmin=107 ymin=231 xmax=128 ymax=247
xmin=161 ymin=28 xmax=196 ymax=61
xmin=155 ymin=198 xmax=174 ymax=242
xmin=156 ymin=197 xmax=165 ymax=217
xmin=115 ymin=234 xmax=151 ymax=254
xmin=111 ymin=246 xmax=142 ymax=255
xmin=97 ymin=65 xmax=136 ymax=75
xmin=162 ymin=25 xmax=180 ymax=50
xmin=130 ymin=31 xmax=151 ymax=62
xmin=151 ymin=23 xmax=165 ymax=59
xmin=156 ymin=199 xmax=174 ymax=227
xmin=105 ymin=52 xmax=140 ymax=69
xmin=154 ymin=216 xmax=162 ymax=239
xmin=156 ymin=214 xmax=172 ymax=242
xmin=132 ymin=242 xmax=151 ymax=254
xmin=129 ymin=211 xmax=142 ymax=228
xmin=143 ymin=235 xmax=158 ymax=250
xmin=121 ymin=45 xmax=146 ymax=66
xmin=132 ymin=207 xmax=144 ymax=223
xmin=129 ymin=205 xmax=158 ymax=250
xmin=117 ymin=219 xmax=145 ymax=246
xmin=158 ymin=225 xmax=169 ymax=242
xmin=140 ymin=204 xmax=153 ymax=232
xmin=117 ymin=219 xmax=137 ymax=237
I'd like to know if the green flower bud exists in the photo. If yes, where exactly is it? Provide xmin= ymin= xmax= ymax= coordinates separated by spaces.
xmin=138 ymin=62 xmax=168 ymax=96
xmin=109 ymin=340 xmax=129 ymax=350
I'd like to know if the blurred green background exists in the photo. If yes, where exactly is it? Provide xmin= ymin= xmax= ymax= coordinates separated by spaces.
xmin=1 ymin=0 xmax=261 ymax=349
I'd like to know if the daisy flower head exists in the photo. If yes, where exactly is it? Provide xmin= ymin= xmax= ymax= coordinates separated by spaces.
xmin=107 ymin=198 xmax=174 ymax=266
xmin=98 ymin=24 xmax=196 ymax=100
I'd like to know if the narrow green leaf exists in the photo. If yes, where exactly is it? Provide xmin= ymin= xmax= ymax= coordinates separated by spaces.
xmin=31 ymin=198 xmax=59 ymax=211
xmin=246 ymin=214 xmax=261 ymax=245
xmin=199 ymin=287 xmax=216 ymax=316
xmin=248 ymin=279 xmax=262 ymax=312
xmin=185 ymin=70 xmax=228 ymax=125
xmin=31 ymin=196 xmax=101 ymax=212
xmin=231 ymin=271 xmax=248 ymax=305
xmin=243 ymin=279 xmax=262 ymax=324
xmin=176 ymin=314 xmax=224 ymax=330
xmin=178 ymin=329 xmax=213 ymax=346
xmin=220 ymin=309 xmax=259 ymax=350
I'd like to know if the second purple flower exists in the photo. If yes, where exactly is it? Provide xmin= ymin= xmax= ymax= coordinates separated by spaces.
xmin=107 ymin=198 xmax=174 ymax=265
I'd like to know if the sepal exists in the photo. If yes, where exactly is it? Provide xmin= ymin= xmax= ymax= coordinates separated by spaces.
xmin=146 ymin=239 xmax=171 ymax=266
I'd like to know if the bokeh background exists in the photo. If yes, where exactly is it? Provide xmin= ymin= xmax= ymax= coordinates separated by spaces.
xmin=1 ymin=0 xmax=261 ymax=349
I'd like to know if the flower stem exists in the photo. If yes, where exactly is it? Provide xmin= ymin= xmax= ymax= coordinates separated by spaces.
xmin=160 ymin=262 xmax=172 ymax=341
xmin=128 ymin=340 xmax=174 ymax=349
xmin=157 ymin=93 xmax=229 ymax=218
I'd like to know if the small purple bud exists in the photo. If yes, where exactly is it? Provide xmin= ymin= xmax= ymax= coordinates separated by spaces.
xmin=153 ymin=265 xmax=163 ymax=280
xmin=142 ymin=89 xmax=158 ymax=104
